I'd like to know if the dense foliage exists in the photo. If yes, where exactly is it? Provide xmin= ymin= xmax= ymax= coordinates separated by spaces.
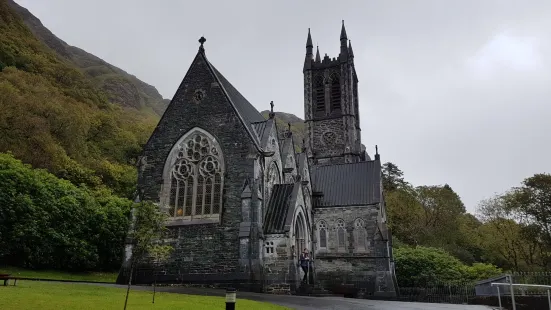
xmin=0 ymin=153 xmax=131 ymax=271
xmin=0 ymin=0 xmax=160 ymax=198
xmin=394 ymin=246 xmax=502 ymax=286
xmin=384 ymin=161 xmax=551 ymax=286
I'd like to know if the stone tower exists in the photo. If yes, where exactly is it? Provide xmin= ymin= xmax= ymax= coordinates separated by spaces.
xmin=303 ymin=21 xmax=362 ymax=166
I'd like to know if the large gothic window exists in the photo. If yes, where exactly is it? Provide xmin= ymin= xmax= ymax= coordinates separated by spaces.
xmin=353 ymin=218 xmax=367 ymax=252
xmin=317 ymin=221 xmax=327 ymax=250
xmin=314 ymin=75 xmax=325 ymax=114
xmin=330 ymin=74 xmax=341 ymax=112
xmin=336 ymin=219 xmax=346 ymax=251
xmin=164 ymin=129 xmax=224 ymax=222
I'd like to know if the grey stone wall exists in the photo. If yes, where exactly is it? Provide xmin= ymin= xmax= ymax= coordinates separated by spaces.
xmin=313 ymin=205 xmax=395 ymax=296
xmin=312 ymin=117 xmax=345 ymax=162
xmin=132 ymin=54 xmax=261 ymax=284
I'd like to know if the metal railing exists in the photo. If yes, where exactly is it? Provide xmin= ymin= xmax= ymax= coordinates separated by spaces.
xmin=491 ymin=282 xmax=551 ymax=310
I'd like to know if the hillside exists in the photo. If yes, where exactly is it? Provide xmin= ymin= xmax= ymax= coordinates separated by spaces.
xmin=7 ymin=0 xmax=168 ymax=115
xmin=261 ymin=110 xmax=306 ymax=151
xmin=0 ymin=0 xmax=161 ymax=198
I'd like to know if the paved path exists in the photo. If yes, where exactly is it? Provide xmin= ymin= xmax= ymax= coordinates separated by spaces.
xmin=83 ymin=283 xmax=493 ymax=310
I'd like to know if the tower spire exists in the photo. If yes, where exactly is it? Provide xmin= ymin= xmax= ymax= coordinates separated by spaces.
xmin=306 ymin=28 xmax=313 ymax=54
xmin=348 ymin=40 xmax=354 ymax=58
xmin=340 ymin=20 xmax=348 ymax=41
xmin=315 ymin=45 xmax=321 ymax=62
xmin=304 ymin=28 xmax=314 ymax=71
xmin=339 ymin=21 xmax=348 ymax=60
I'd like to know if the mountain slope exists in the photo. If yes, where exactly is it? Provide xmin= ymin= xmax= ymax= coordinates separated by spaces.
xmin=261 ymin=110 xmax=306 ymax=152
xmin=0 ymin=0 xmax=159 ymax=197
xmin=7 ymin=0 xmax=168 ymax=115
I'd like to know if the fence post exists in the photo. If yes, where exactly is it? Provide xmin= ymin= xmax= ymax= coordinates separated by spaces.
xmin=547 ymin=289 xmax=550 ymax=310
xmin=508 ymin=275 xmax=516 ymax=310
xmin=497 ymin=286 xmax=502 ymax=310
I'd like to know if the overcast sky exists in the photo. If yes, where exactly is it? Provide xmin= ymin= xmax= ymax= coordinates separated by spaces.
xmin=15 ymin=0 xmax=551 ymax=213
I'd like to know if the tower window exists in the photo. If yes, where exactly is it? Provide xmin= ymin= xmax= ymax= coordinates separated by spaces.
xmin=330 ymin=74 xmax=341 ymax=111
xmin=314 ymin=75 xmax=324 ymax=114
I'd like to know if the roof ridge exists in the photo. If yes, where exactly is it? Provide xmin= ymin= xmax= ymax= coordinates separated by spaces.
xmin=314 ymin=160 xmax=375 ymax=168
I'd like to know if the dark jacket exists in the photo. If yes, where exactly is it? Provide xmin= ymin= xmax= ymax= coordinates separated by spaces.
xmin=299 ymin=253 xmax=310 ymax=268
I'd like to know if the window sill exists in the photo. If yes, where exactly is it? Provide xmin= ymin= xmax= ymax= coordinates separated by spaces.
xmin=165 ymin=216 xmax=220 ymax=226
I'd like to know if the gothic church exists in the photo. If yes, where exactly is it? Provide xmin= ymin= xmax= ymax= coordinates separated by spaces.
xmin=119 ymin=22 xmax=396 ymax=297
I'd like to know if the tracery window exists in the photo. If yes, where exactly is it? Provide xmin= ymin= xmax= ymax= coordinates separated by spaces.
xmin=353 ymin=218 xmax=367 ymax=251
xmin=165 ymin=129 xmax=224 ymax=221
xmin=336 ymin=219 xmax=346 ymax=250
xmin=314 ymin=75 xmax=325 ymax=114
xmin=330 ymin=74 xmax=341 ymax=112
xmin=317 ymin=221 xmax=327 ymax=249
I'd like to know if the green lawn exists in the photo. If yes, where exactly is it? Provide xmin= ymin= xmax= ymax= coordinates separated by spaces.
xmin=0 ymin=281 xmax=290 ymax=310
xmin=0 ymin=266 xmax=117 ymax=283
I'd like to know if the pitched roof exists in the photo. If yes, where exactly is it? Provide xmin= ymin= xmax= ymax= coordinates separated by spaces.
xmin=206 ymin=59 xmax=265 ymax=148
xmin=311 ymin=161 xmax=381 ymax=207
xmin=264 ymin=184 xmax=295 ymax=234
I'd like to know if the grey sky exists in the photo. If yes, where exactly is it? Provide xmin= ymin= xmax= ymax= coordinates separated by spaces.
xmin=15 ymin=0 xmax=551 ymax=213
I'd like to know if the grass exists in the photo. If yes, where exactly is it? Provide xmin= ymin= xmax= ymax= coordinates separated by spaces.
xmin=0 ymin=266 xmax=117 ymax=283
xmin=0 ymin=281 xmax=290 ymax=310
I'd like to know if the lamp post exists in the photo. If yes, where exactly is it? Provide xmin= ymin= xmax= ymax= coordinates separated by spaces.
xmin=225 ymin=287 xmax=236 ymax=310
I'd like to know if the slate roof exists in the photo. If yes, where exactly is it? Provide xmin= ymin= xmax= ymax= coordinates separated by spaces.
xmin=206 ymin=60 xmax=266 ymax=148
xmin=310 ymin=161 xmax=381 ymax=207
xmin=264 ymin=184 xmax=295 ymax=234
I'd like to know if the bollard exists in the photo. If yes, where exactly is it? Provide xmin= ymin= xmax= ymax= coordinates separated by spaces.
xmin=226 ymin=287 xmax=236 ymax=310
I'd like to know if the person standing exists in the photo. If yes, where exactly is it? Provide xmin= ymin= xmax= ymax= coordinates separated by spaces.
xmin=299 ymin=248 xmax=311 ymax=283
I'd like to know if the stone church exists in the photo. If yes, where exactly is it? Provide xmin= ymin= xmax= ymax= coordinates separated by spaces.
xmin=118 ymin=22 xmax=396 ymax=297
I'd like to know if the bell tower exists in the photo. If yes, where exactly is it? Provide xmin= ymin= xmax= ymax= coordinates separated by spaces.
xmin=303 ymin=21 xmax=362 ymax=166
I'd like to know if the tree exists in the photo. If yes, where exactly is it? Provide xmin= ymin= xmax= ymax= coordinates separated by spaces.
xmin=415 ymin=184 xmax=466 ymax=248
xmin=123 ymin=200 xmax=172 ymax=310
xmin=382 ymin=162 xmax=408 ymax=192
xmin=0 ymin=152 xmax=131 ymax=271
xmin=477 ymin=192 xmax=547 ymax=271
xmin=506 ymin=174 xmax=551 ymax=266
xmin=385 ymin=187 xmax=424 ymax=245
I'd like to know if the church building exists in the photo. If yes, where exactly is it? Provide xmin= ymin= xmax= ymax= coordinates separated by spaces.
xmin=118 ymin=22 xmax=396 ymax=297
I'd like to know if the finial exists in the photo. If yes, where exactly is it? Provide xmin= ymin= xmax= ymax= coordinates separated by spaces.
xmin=315 ymin=45 xmax=321 ymax=62
xmin=288 ymin=123 xmax=291 ymax=132
xmin=375 ymin=145 xmax=378 ymax=154
xmin=199 ymin=36 xmax=206 ymax=52
xmin=348 ymin=40 xmax=354 ymax=58
xmin=375 ymin=145 xmax=380 ymax=161
xmin=302 ymin=139 xmax=307 ymax=153
xmin=269 ymin=101 xmax=275 ymax=119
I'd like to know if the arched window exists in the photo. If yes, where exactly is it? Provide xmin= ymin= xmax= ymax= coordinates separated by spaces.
xmin=265 ymin=162 xmax=280 ymax=202
xmin=354 ymin=218 xmax=367 ymax=252
xmin=317 ymin=221 xmax=327 ymax=249
xmin=336 ymin=219 xmax=346 ymax=251
xmin=314 ymin=75 xmax=325 ymax=114
xmin=164 ymin=129 xmax=224 ymax=221
xmin=330 ymin=74 xmax=341 ymax=112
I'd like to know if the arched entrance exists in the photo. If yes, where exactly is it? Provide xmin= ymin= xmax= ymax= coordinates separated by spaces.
xmin=294 ymin=212 xmax=307 ymax=253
